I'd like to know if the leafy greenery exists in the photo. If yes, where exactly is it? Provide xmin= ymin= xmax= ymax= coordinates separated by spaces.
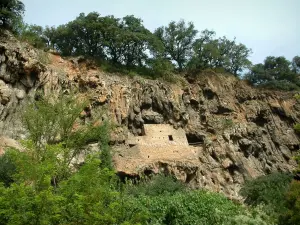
xmin=0 ymin=86 xmax=276 ymax=224
xmin=240 ymin=173 xmax=293 ymax=211
xmin=278 ymin=180 xmax=300 ymax=225
xmin=240 ymin=170 xmax=300 ymax=224
xmin=18 ymin=24 xmax=47 ymax=48
xmin=22 ymin=92 xmax=86 ymax=146
xmin=245 ymin=56 xmax=300 ymax=91
xmin=0 ymin=0 xmax=24 ymax=32
xmin=188 ymin=30 xmax=252 ymax=75
xmin=154 ymin=20 xmax=198 ymax=71
xmin=131 ymin=190 xmax=270 ymax=225
xmin=293 ymin=123 xmax=300 ymax=134
xmin=0 ymin=152 xmax=16 ymax=187
xmin=125 ymin=174 xmax=187 ymax=197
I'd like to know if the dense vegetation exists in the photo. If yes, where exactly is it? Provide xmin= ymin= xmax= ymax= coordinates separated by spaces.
xmin=240 ymin=171 xmax=300 ymax=225
xmin=1 ymin=0 xmax=299 ymax=89
xmin=0 ymin=91 xmax=273 ymax=225
xmin=0 ymin=0 xmax=24 ymax=32
xmin=0 ymin=91 xmax=299 ymax=225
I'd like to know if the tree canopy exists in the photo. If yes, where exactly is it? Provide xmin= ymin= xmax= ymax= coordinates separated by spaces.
xmin=0 ymin=0 xmax=24 ymax=31
xmin=245 ymin=56 xmax=300 ymax=90
xmin=154 ymin=20 xmax=198 ymax=71
xmin=6 ymin=0 xmax=299 ymax=90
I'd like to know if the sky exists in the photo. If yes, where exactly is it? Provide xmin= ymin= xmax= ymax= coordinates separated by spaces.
xmin=22 ymin=0 xmax=300 ymax=64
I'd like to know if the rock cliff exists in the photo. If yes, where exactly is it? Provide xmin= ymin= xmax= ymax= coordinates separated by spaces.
xmin=0 ymin=31 xmax=299 ymax=198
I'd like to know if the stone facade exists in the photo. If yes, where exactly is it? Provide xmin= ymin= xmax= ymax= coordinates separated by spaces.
xmin=128 ymin=124 xmax=189 ymax=146
xmin=114 ymin=124 xmax=200 ymax=181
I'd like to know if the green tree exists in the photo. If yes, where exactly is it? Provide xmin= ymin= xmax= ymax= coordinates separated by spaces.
xmin=154 ymin=20 xmax=198 ymax=71
xmin=22 ymin=92 xmax=86 ymax=147
xmin=125 ymin=174 xmax=186 ymax=197
xmin=264 ymin=56 xmax=296 ymax=81
xmin=188 ymin=29 xmax=217 ymax=70
xmin=119 ymin=15 xmax=152 ymax=68
xmin=240 ymin=172 xmax=293 ymax=216
xmin=0 ymin=152 xmax=16 ymax=187
xmin=279 ymin=152 xmax=300 ymax=225
xmin=292 ymin=56 xmax=300 ymax=74
xmin=101 ymin=15 xmax=123 ymax=64
xmin=246 ymin=56 xmax=299 ymax=90
xmin=19 ymin=24 xmax=47 ymax=48
xmin=132 ymin=190 xmax=269 ymax=225
xmin=0 ymin=0 xmax=24 ymax=31
xmin=52 ymin=24 xmax=76 ymax=56
xmin=227 ymin=43 xmax=252 ymax=75
xmin=69 ymin=12 xmax=106 ymax=57
xmin=213 ymin=36 xmax=235 ymax=69
xmin=43 ymin=25 xmax=56 ymax=49
xmin=245 ymin=63 xmax=266 ymax=85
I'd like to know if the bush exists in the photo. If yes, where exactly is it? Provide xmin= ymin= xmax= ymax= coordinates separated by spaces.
xmin=131 ymin=190 xmax=269 ymax=225
xmin=279 ymin=180 xmax=300 ymax=225
xmin=240 ymin=172 xmax=293 ymax=215
xmin=23 ymin=92 xmax=86 ymax=146
xmin=260 ymin=80 xmax=300 ymax=91
xmin=0 ymin=152 xmax=16 ymax=187
xmin=0 ymin=155 xmax=146 ymax=225
xmin=125 ymin=174 xmax=186 ymax=197
xmin=293 ymin=123 xmax=300 ymax=134
xmin=0 ymin=0 xmax=25 ymax=31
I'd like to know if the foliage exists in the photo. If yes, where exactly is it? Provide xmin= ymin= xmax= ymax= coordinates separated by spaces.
xmin=18 ymin=24 xmax=47 ymax=48
xmin=5 ymin=1 xmax=299 ymax=90
xmin=240 ymin=172 xmax=293 ymax=219
xmin=0 ymin=153 xmax=145 ymax=225
xmin=188 ymin=30 xmax=252 ymax=75
xmin=0 ymin=0 xmax=24 ymax=31
xmin=260 ymin=80 xmax=300 ymax=91
xmin=0 ymin=152 xmax=16 ymax=187
xmin=22 ymin=92 xmax=86 ymax=146
xmin=246 ymin=56 xmax=300 ymax=91
xmin=293 ymin=123 xmax=300 ymax=134
xmin=279 ymin=180 xmax=300 ymax=225
xmin=154 ymin=20 xmax=198 ymax=71
xmin=125 ymin=174 xmax=186 ymax=197
xmin=131 ymin=190 xmax=269 ymax=225
xmin=292 ymin=56 xmax=300 ymax=74
xmin=147 ymin=57 xmax=175 ymax=79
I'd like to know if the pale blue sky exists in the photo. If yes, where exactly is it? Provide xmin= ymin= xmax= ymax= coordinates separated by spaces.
xmin=22 ymin=0 xmax=300 ymax=64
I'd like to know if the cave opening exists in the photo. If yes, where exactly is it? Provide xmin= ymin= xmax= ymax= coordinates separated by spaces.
xmin=186 ymin=133 xmax=204 ymax=145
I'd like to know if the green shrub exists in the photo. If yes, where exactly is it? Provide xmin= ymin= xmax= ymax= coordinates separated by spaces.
xmin=260 ymin=80 xmax=300 ymax=91
xmin=147 ymin=57 xmax=175 ymax=79
xmin=0 ymin=152 xmax=16 ymax=187
xmin=131 ymin=190 xmax=269 ymax=225
xmin=293 ymin=123 xmax=300 ymax=134
xmin=23 ymin=92 xmax=86 ymax=146
xmin=279 ymin=180 xmax=300 ymax=225
xmin=125 ymin=174 xmax=186 ymax=197
xmin=240 ymin=172 xmax=293 ymax=215
xmin=0 ymin=155 xmax=146 ymax=225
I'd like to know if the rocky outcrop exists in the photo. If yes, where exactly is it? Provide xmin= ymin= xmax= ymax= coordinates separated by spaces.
xmin=0 ymin=31 xmax=63 ymax=138
xmin=0 ymin=31 xmax=299 ymax=198
xmin=0 ymin=136 xmax=23 ymax=155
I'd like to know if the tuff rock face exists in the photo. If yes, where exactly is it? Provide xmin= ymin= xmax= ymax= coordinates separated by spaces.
xmin=0 ymin=31 xmax=299 ymax=198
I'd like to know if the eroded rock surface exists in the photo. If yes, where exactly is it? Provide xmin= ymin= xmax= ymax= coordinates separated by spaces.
xmin=0 ymin=31 xmax=299 ymax=198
